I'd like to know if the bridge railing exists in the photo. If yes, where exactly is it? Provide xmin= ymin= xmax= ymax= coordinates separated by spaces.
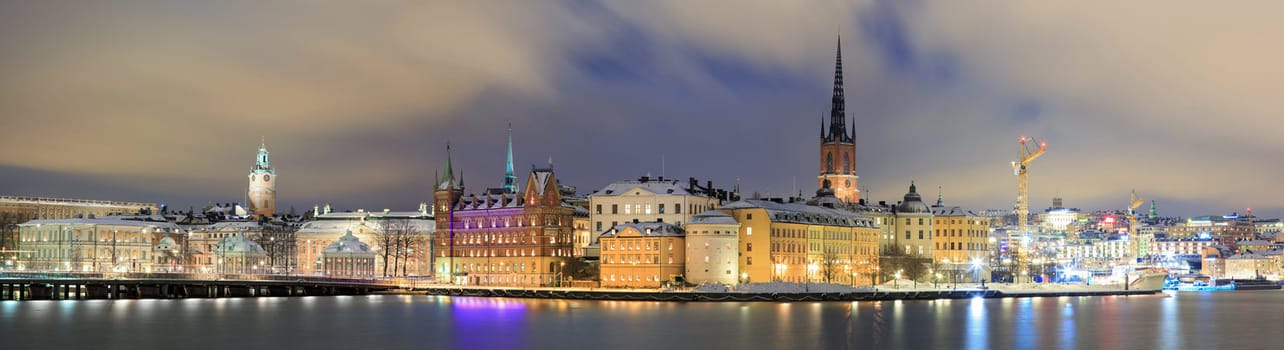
xmin=0 ymin=271 xmax=401 ymax=286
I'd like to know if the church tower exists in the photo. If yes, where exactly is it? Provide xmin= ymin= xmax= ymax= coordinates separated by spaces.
xmin=434 ymin=144 xmax=464 ymax=232
xmin=248 ymin=137 xmax=276 ymax=217
xmin=818 ymin=37 xmax=860 ymax=203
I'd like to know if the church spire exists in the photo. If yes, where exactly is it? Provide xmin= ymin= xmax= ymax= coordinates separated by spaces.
xmin=438 ymin=143 xmax=456 ymax=190
xmin=936 ymin=186 xmax=944 ymax=207
xmin=503 ymin=123 xmax=517 ymax=193
xmin=827 ymin=36 xmax=848 ymax=143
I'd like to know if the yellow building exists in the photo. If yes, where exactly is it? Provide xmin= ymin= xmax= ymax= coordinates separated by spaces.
xmin=599 ymin=221 xmax=686 ymax=288
xmin=931 ymin=204 xmax=992 ymax=282
xmin=718 ymin=198 xmax=879 ymax=285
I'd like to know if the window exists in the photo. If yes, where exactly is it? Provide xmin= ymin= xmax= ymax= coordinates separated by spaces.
xmin=747 ymin=227 xmax=753 ymax=236
xmin=905 ymin=218 xmax=911 ymax=225
xmin=746 ymin=257 xmax=752 ymax=265
xmin=746 ymin=243 xmax=752 ymax=252
xmin=596 ymin=222 xmax=602 ymax=231
xmin=612 ymin=204 xmax=618 ymax=214
xmin=918 ymin=231 xmax=923 ymax=239
xmin=645 ymin=204 xmax=652 ymax=215
xmin=675 ymin=204 xmax=681 ymax=214
xmin=919 ymin=218 xmax=924 ymax=225
xmin=624 ymin=205 xmax=631 ymax=214
xmin=659 ymin=204 xmax=665 ymax=214
xmin=905 ymin=231 xmax=910 ymax=239
xmin=747 ymin=213 xmax=753 ymax=220
xmin=595 ymin=204 xmax=602 ymax=214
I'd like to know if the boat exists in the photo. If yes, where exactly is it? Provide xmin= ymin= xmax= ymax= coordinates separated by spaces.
xmin=1230 ymin=279 xmax=1282 ymax=291
xmin=1125 ymin=267 xmax=1169 ymax=291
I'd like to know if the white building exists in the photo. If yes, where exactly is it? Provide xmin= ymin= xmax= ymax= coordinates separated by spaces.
xmin=15 ymin=216 xmax=184 ymax=273
xmin=320 ymin=230 xmax=377 ymax=277
xmin=588 ymin=176 xmax=720 ymax=234
xmin=214 ymin=232 xmax=267 ymax=274
xmin=296 ymin=208 xmax=434 ymax=277
xmin=683 ymin=210 xmax=741 ymax=285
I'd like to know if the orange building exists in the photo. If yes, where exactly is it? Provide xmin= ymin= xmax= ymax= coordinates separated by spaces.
xmin=598 ymin=221 xmax=686 ymax=288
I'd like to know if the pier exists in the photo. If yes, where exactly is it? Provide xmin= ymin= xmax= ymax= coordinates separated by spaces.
xmin=0 ymin=272 xmax=396 ymax=301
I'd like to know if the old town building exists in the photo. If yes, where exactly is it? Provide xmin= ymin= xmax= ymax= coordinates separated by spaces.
xmin=433 ymin=143 xmax=576 ymax=286
xmin=683 ymin=210 xmax=741 ymax=285
xmin=15 ymin=216 xmax=183 ymax=272
xmin=599 ymin=221 xmax=686 ymax=288
xmin=296 ymin=207 xmax=434 ymax=277
xmin=719 ymin=195 xmax=879 ymax=285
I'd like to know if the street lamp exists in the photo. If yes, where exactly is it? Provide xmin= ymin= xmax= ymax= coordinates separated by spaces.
xmin=894 ymin=270 xmax=902 ymax=288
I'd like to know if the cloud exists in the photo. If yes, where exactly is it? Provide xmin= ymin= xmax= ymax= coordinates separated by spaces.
xmin=1 ymin=0 xmax=1281 ymax=217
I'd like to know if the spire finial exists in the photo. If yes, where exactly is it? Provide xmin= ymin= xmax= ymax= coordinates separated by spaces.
xmin=937 ymin=186 xmax=943 ymax=207
xmin=260 ymin=136 xmax=266 ymax=149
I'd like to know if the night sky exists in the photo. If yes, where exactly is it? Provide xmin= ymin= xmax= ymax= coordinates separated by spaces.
xmin=2 ymin=1 xmax=1281 ymax=218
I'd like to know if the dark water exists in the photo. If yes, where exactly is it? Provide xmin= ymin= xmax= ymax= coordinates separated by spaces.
xmin=4 ymin=291 xmax=1284 ymax=349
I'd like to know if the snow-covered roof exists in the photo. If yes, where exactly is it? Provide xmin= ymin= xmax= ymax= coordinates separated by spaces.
xmin=19 ymin=217 xmax=182 ymax=231
xmin=530 ymin=169 xmax=554 ymax=196
xmin=455 ymin=193 xmax=524 ymax=210
xmin=591 ymin=179 xmax=696 ymax=197
xmin=720 ymin=200 xmax=876 ymax=228
xmin=931 ymin=206 xmax=967 ymax=216
xmin=322 ymin=231 xmax=375 ymax=255
xmin=216 ymin=234 xmax=265 ymax=254
xmin=600 ymin=221 xmax=685 ymax=238
xmin=298 ymin=218 xmax=435 ymax=235
xmin=688 ymin=210 xmax=738 ymax=226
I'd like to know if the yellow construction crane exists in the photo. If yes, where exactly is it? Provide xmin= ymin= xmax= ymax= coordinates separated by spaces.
xmin=1011 ymin=136 xmax=1047 ymax=234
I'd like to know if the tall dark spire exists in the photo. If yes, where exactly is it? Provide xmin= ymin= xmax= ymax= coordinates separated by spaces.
xmin=827 ymin=36 xmax=849 ymax=143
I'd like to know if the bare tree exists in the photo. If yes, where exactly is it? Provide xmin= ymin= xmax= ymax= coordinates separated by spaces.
xmin=0 ymin=212 xmax=20 ymax=260
xmin=253 ymin=223 xmax=297 ymax=273
xmin=377 ymin=218 xmax=414 ymax=278
xmin=821 ymin=250 xmax=839 ymax=284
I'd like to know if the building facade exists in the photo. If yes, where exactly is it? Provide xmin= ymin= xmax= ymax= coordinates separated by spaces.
xmin=599 ymin=221 xmax=686 ymax=288
xmin=433 ymin=146 xmax=576 ymax=286
xmin=14 ymin=216 xmax=183 ymax=272
xmin=320 ymin=230 xmax=377 ymax=277
xmin=683 ymin=211 xmax=741 ymax=285
xmin=296 ymin=209 xmax=434 ymax=277
xmin=588 ymin=176 xmax=720 ymax=234
xmin=247 ymin=139 xmax=276 ymax=217
xmin=931 ymin=199 xmax=992 ymax=280
xmin=719 ymin=199 xmax=879 ymax=285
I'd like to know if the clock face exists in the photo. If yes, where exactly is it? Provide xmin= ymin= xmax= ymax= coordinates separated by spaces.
xmin=264 ymin=174 xmax=271 ymax=181
xmin=845 ymin=179 xmax=851 ymax=187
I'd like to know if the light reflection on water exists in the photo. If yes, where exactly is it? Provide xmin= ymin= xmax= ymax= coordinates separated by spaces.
xmin=3 ymin=292 xmax=1284 ymax=349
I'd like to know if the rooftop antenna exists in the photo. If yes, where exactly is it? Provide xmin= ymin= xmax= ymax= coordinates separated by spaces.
xmin=661 ymin=154 xmax=666 ymax=178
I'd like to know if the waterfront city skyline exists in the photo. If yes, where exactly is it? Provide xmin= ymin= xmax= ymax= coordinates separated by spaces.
xmin=3 ymin=2 xmax=1283 ymax=218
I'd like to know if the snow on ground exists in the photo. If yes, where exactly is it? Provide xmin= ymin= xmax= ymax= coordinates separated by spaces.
xmin=728 ymin=282 xmax=873 ymax=293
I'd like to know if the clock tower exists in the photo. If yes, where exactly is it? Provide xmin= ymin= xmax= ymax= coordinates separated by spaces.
xmin=248 ymin=137 xmax=276 ymax=217
xmin=818 ymin=37 xmax=860 ymax=203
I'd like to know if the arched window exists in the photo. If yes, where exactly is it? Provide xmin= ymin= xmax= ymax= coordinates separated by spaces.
xmin=843 ymin=153 xmax=851 ymax=173
xmin=826 ymin=152 xmax=834 ymax=173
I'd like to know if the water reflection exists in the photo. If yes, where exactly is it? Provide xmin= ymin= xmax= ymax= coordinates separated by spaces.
xmin=1 ymin=293 xmax=1284 ymax=349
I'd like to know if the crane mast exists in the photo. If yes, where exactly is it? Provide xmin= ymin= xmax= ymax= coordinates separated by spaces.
xmin=1012 ymin=136 xmax=1047 ymax=234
